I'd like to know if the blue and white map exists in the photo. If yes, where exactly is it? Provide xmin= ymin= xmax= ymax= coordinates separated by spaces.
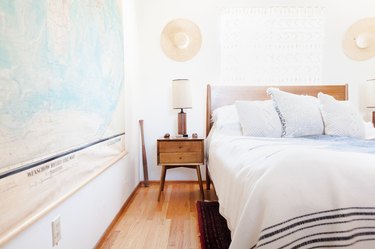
xmin=0 ymin=0 xmax=125 ymax=172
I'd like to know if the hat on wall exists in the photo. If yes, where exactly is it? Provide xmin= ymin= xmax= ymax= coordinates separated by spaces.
xmin=160 ymin=18 xmax=202 ymax=62
xmin=342 ymin=17 xmax=375 ymax=61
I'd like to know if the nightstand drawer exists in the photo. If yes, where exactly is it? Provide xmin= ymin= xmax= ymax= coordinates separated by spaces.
xmin=158 ymin=141 xmax=202 ymax=153
xmin=158 ymin=152 xmax=203 ymax=164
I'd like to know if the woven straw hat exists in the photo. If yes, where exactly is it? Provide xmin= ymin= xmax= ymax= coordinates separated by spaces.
xmin=342 ymin=18 xmax=375 ymax=61
xmin=160 ymin=18 xmax=202 ymax=62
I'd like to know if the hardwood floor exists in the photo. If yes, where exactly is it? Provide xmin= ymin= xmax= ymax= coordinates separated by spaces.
xmin=97 ymin=182 xmax=217 ymax=249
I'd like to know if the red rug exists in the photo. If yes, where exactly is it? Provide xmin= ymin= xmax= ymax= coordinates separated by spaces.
xmin=196 ymin=201 xmax=231 ymax=249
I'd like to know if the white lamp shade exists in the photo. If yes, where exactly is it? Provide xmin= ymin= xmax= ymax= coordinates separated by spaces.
xmin=365 ymin=79 xmax=375 ymax=107
xmin=172 ymin=79 xmax=192 ymax=109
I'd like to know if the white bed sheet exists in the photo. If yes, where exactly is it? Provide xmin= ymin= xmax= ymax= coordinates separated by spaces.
xmin=208 ymin=132 xmax=375 ymax=249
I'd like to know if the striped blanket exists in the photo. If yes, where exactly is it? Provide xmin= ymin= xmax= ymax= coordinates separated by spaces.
xmin=208 ymin=135 xmax=375 ymax=249
xmin=252 ymin=207 xmax=375 ymax=249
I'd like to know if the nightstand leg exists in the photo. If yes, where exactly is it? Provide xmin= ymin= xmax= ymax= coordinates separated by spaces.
xmin=196 ymin=165 xmax=204 ymax=200
xmin=158 ymin=166 xmax=167 ymax=201
xmin=206 ymin=165 xmax=211 ymax=190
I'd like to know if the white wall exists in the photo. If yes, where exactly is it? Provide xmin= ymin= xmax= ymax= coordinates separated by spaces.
xmin=3 ymin=157 xmax=137 ymax=249
xmin=4 ymin=0 xmax=375 ymax=246
xmin=135 ymin=0 xmax=375 ymax=181
xmin=2 ymin=0 xmax=141 ymax=248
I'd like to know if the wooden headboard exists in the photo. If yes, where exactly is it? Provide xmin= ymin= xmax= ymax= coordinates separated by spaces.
xmin=206 ymin=84 xmax=348 ymax=136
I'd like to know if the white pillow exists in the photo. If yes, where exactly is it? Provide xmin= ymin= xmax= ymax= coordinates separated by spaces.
xmin=212 ymin=104 xmax=239 ymax=123
xmin=267 ymin=88 xmax=324 ymax=137
xmin=364 ymin=121 xmax=375 ymax=139
xmin=318 ymin=92 xmax=365 ymax=138
xmin=211 ymin=105 xmax=242 ymax=136
xmin=235 ymin=100 xmax=282 ymax=137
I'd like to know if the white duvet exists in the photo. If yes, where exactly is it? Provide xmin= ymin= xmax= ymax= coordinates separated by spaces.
xmin=208 ymin=134 xmax=375 ymax=249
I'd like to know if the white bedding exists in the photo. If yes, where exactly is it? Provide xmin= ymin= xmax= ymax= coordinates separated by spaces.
xmin=208 ymin=133 xmax=375 ymax=249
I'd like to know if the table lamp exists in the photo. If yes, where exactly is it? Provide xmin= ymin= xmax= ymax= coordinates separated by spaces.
xmin=172 ymin=79 xmax=192 ymax=137
xmin=365 ymin=78 xmax=375 ymax=127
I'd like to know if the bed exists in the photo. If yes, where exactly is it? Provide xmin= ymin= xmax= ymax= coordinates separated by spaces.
xmin=205 ymin=84 xmax=375 ymax=249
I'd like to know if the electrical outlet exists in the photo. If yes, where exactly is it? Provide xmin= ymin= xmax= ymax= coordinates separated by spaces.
xmin=52 ymin=216 xmax=61 ymax=246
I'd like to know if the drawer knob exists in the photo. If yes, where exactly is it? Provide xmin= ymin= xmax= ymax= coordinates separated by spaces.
xmin=179 ymin=157 xmax=182 ymax=159
xmin=179 ymin=146 xmax=183 ymax=149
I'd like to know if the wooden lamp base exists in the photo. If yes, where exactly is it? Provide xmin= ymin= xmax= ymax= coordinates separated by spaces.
xmin=178 ymin=110 xmax=188 ymax=137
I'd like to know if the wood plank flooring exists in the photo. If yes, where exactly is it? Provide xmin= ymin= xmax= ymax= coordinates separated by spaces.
xmin=97 ymin=182 xmax=217 ymax=249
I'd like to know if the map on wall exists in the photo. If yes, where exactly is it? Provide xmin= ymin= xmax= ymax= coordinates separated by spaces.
xmin=0 ymin=0 xmax=125 ymax=172
xmin=0 ymin=0 xmax=126 ymax=244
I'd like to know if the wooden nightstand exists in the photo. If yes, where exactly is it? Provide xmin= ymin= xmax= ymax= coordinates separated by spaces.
xmin=157 ymin=137 xmax=204 ymax=201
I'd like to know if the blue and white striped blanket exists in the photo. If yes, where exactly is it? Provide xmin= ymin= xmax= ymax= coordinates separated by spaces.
xmin=301 ymin=135 xmax=375 ymax=154
xmin=208 ymin=134 xmax=375 ymax=249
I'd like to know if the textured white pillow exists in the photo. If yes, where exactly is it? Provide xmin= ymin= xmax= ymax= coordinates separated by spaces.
xmin=318 ymin=92 xmax=365 ymax=138
xmin=267 ymin=88 xmax=324 ymax=137
xmin=235 ymin=100 xmax=282 ymax=137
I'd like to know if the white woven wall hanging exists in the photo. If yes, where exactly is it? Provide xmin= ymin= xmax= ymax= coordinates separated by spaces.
xmin=221 ymin=7 xmax=325 ymax=85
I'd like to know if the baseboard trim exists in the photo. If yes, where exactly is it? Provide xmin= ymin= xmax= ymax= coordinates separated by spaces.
xmin=94 ymin=182 xmax=141 ymax=249
xmin=142 ymin=180 xmax=207 ymax=185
